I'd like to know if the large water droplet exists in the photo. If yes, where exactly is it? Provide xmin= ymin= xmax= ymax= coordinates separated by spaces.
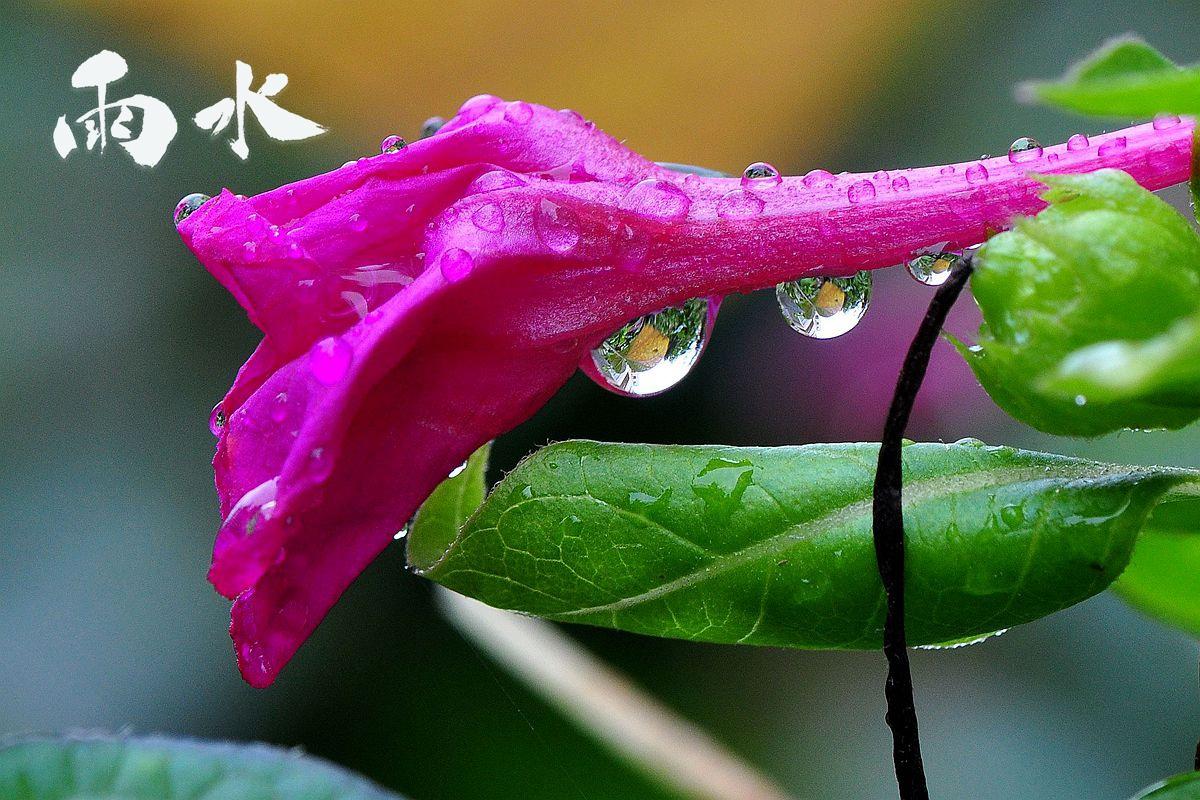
xmin=504 ymin=101 xmax=534 ymax=124
xmin=310 ymin=336 xmax=353 ymax=385
xmin=906 ymin=247 xmax=961 ymax=286
xmin=380 ymin=134 xmax=407 ymax=154
xmin=174 ymin=193 xmax=210 ymax=225
xmin=1066 ymin=133 xmax=1090 ymax=151
xmin=222 ymin=477 xmax=280 ymax=539
xmin=1153 ymin=114 xmax=1182 ymax=130
xmin=535 ymin=199 xmax=581 ymax=253
xmin=1007 ymin=137 xmax=1043 ymax=163
xmin=1097 ymin=136 xmax=1128 ymax=157
xmin=588 ymin=297 xmax=715 ymax=396
xmin=741 ymin=162 xmax=781 ymax=188
xmin=802 ymin=169 xmax=835 ymax=189
xmin=847 ymin=180 xmax=876 ymax=203
xmin=471 ymin=202 xmax=505 ymax=232
xmin=775 ymin=272 xmax=872 ymax=339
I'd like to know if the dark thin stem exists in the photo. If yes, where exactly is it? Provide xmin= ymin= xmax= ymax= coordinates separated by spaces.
xmin=1195 ymin=659 xmax=1199 ymax=771
xmin=872 ymin=258 xmax=974 ymax=800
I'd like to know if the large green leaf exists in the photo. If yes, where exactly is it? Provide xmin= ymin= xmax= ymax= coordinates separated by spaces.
xmin=1022 ymin=37 xmax=1200 ymax=116
xmin=0 ymin=735 xmax=403 ymax=800
xmin=1132 ymin=773 xmax=1200 ymax=799
xmin=414 ymin=439 xmax=1199 ymax=649
xmin=960 ymin=170 xmax=1200 ymax=435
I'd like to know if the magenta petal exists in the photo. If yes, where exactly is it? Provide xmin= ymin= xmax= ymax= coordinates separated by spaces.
xmin=180 ymin=99 xmax=1194 ymax=687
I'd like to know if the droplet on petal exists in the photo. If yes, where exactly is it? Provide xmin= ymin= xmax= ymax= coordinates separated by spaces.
xmin=209 ymin=402 xmax=227 ymax=436
xmin=439 ymin=247 xmax=475 ymax=282
xmin=222 ymin=477 xmax=280 ymax=540
xmin=588 ymin=297 xmax=715 ymax=396
xmin=741 ymin=162 xmax=782 ymax=188
xmin=174 ymin=193 xmax=211 ymax=225
xmin=380 ymin=134 xmax=407 ymax=154
xmin=1007 ymin=137 xmax=1043 ymax=163
xmin=1066 ymin=133 xmax=1090 ymax=151
xmin=965 ymin=162 xmax=990 ymax=184
xmin=776 ymin=272 xmax=872 ymax=339
xmin=716 ymin=189 xmax=765 ymax=219
xmin=270 ymin=392 xmax=289 ymax=423
xmin=350 ymin=213 xmax=368 ymax=232
xmin=471 ymin=202 xmax=505 ymax=232
xmin=802 ymin=169 xmax=835 ymax=189
xmin=310 ymin=336 xmax=353 ymax=385
xmin=891 ymin=175 xmax=910 ymax=192
xmin=621 ymin=179 xmax=691 ymax=220
xmin=504 ymin=101 xmax=534 ymax=124
xmin=1097 ymin=136 xmax=1128 ymax=157
xmin=535 ymin=199 xmax=582 ymax=253
xmin=847 ymin=180 xmax=876 ymax=203
xmin=1153 ymin=114 xmax=1182 ymax=130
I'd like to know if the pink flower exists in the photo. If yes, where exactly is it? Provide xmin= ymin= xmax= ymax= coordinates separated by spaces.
xmin=177 ymin=94 xmax=1193 ymax=687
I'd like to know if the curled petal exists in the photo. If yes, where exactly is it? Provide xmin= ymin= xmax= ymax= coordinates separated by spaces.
xmin=180 ymin=98 xmax=1195 ymax=686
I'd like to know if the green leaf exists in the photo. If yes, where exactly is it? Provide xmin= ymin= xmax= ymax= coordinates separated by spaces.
xmin=1132 ymin=773 xmax=1200 ymax=799
xmin=961 ymin=169 xmax=1200 ymax=435
xmin=419 ymin=439 xmax=1199 ymax=650
xmin=1115 ymin=496 xmax=1200 ymax=637
xmin=0 ymin=735 xmax=404 ymax=800
xmin=1023 ymin=36 xmax=1200 ymax=116
xmin=406 ymin=443 xmax=491 ymax=573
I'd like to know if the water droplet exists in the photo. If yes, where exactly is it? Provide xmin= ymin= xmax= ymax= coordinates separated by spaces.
xmin=802 ymin=169 xmax=835 ymax=189
xmin=776 ymin=272 xmax=872 ymax=339
xmin=917 ymin=629 xmax=1007 ymax=650
xmin=439 ymin=248 xmax=474 ymax=282
xmin=847 ymin=180 xmax=876 ymax=203
xmin=953 ymin=437 xmax=986 ymax=448
xmin=310 ymin=336 xmax=353 ymax=385
xmin=1097 ymin=136 xmax=1127 ymax=157
xmin=1074 ymin=394 xmax=1087 ymax=406
xmin=504 ymin=101 xmax=534 ymax=124
xmin=535 ymin=199 xmax=581 ymax=253
xmin=208 ymin=403 xmax=227 ymax=436
xmin=1066 ymin=133 xmax=1090 ymax=151
xmin=1047 ymin=152 xmax=1061 ymax=164
xmin=270 ymin=392 xmax=288 ymax=423
xmin=741 ymin=162 xmax=782 ymax=188
xmin=621 ymin=179 xmax=691 ymax=220
xmin=716 ymin=189 xmax=765 ymax=219
xmin=350 ymin=213 xmax=368 ymax=232
xmin=457 ymin=94 xmax=502 ymax=120
xmin=588 ymin=297 xmax=715 ymax=396
xmin=1000 ymin=503 xmax=1025 ymax=529
xmin=448 ymin=461 xmax=468 ymax=479
xmin=174 ymin=193 xmax=210 ymax=225
xmin=939 ymin=165 xmax=956 ymax=176
xmin=420 ymin=116 xmax=446 ymax=138
xmin=873 ymin=170 xmax=890 ymax=182
xmin=891 ymin=175 xmax=910 ymax=192
xmin=965 ymin=162 xmax=990 ymax=184
xmin=223 ymin=477 xmax=280 ymax=539
xmin=380 ymin=134 xmax=407 ymax=154
xmin=471 ymin=202 xmax=505 ymax=232
xmin=1153 ymin=113 xmax=1181 ymax=130
xmin=906 ymin=248 xmax=961 ymax=286
xmin=1007 ymin=137 xmax=1043 ymax=163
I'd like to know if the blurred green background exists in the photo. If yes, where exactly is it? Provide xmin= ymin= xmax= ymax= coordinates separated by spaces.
xmin=2 ymin=1 xmax=1199 ymax=798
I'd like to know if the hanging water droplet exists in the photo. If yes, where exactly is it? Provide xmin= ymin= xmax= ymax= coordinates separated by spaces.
xmin=380 ymin=134 xmax=407 ymax=154
xmin=208 ymin=403 xmax=227 ymax=436
xmin=174 ymin=193 xmax=211 ymax=225
xmin=1066 ymin=133 xmax=1090 ymax=151
xmin=775 ymin=272 xmax=872 ymax=339
xmin=906 ymin=248 xmax=961 ymax=286
xmin=588 ymin=297 xmax=715 ymax=396
xmin=1007 ymin=137 xmax=1043 ymax=163
xmin=741 ymin=162 xmax=781 ymax=188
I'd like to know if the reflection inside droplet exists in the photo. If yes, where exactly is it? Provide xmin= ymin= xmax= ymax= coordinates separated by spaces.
xmin=775 ymin=272 xmax=872 ymax=339
xmin=588 ymin=297 xmax=715 ymax=396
